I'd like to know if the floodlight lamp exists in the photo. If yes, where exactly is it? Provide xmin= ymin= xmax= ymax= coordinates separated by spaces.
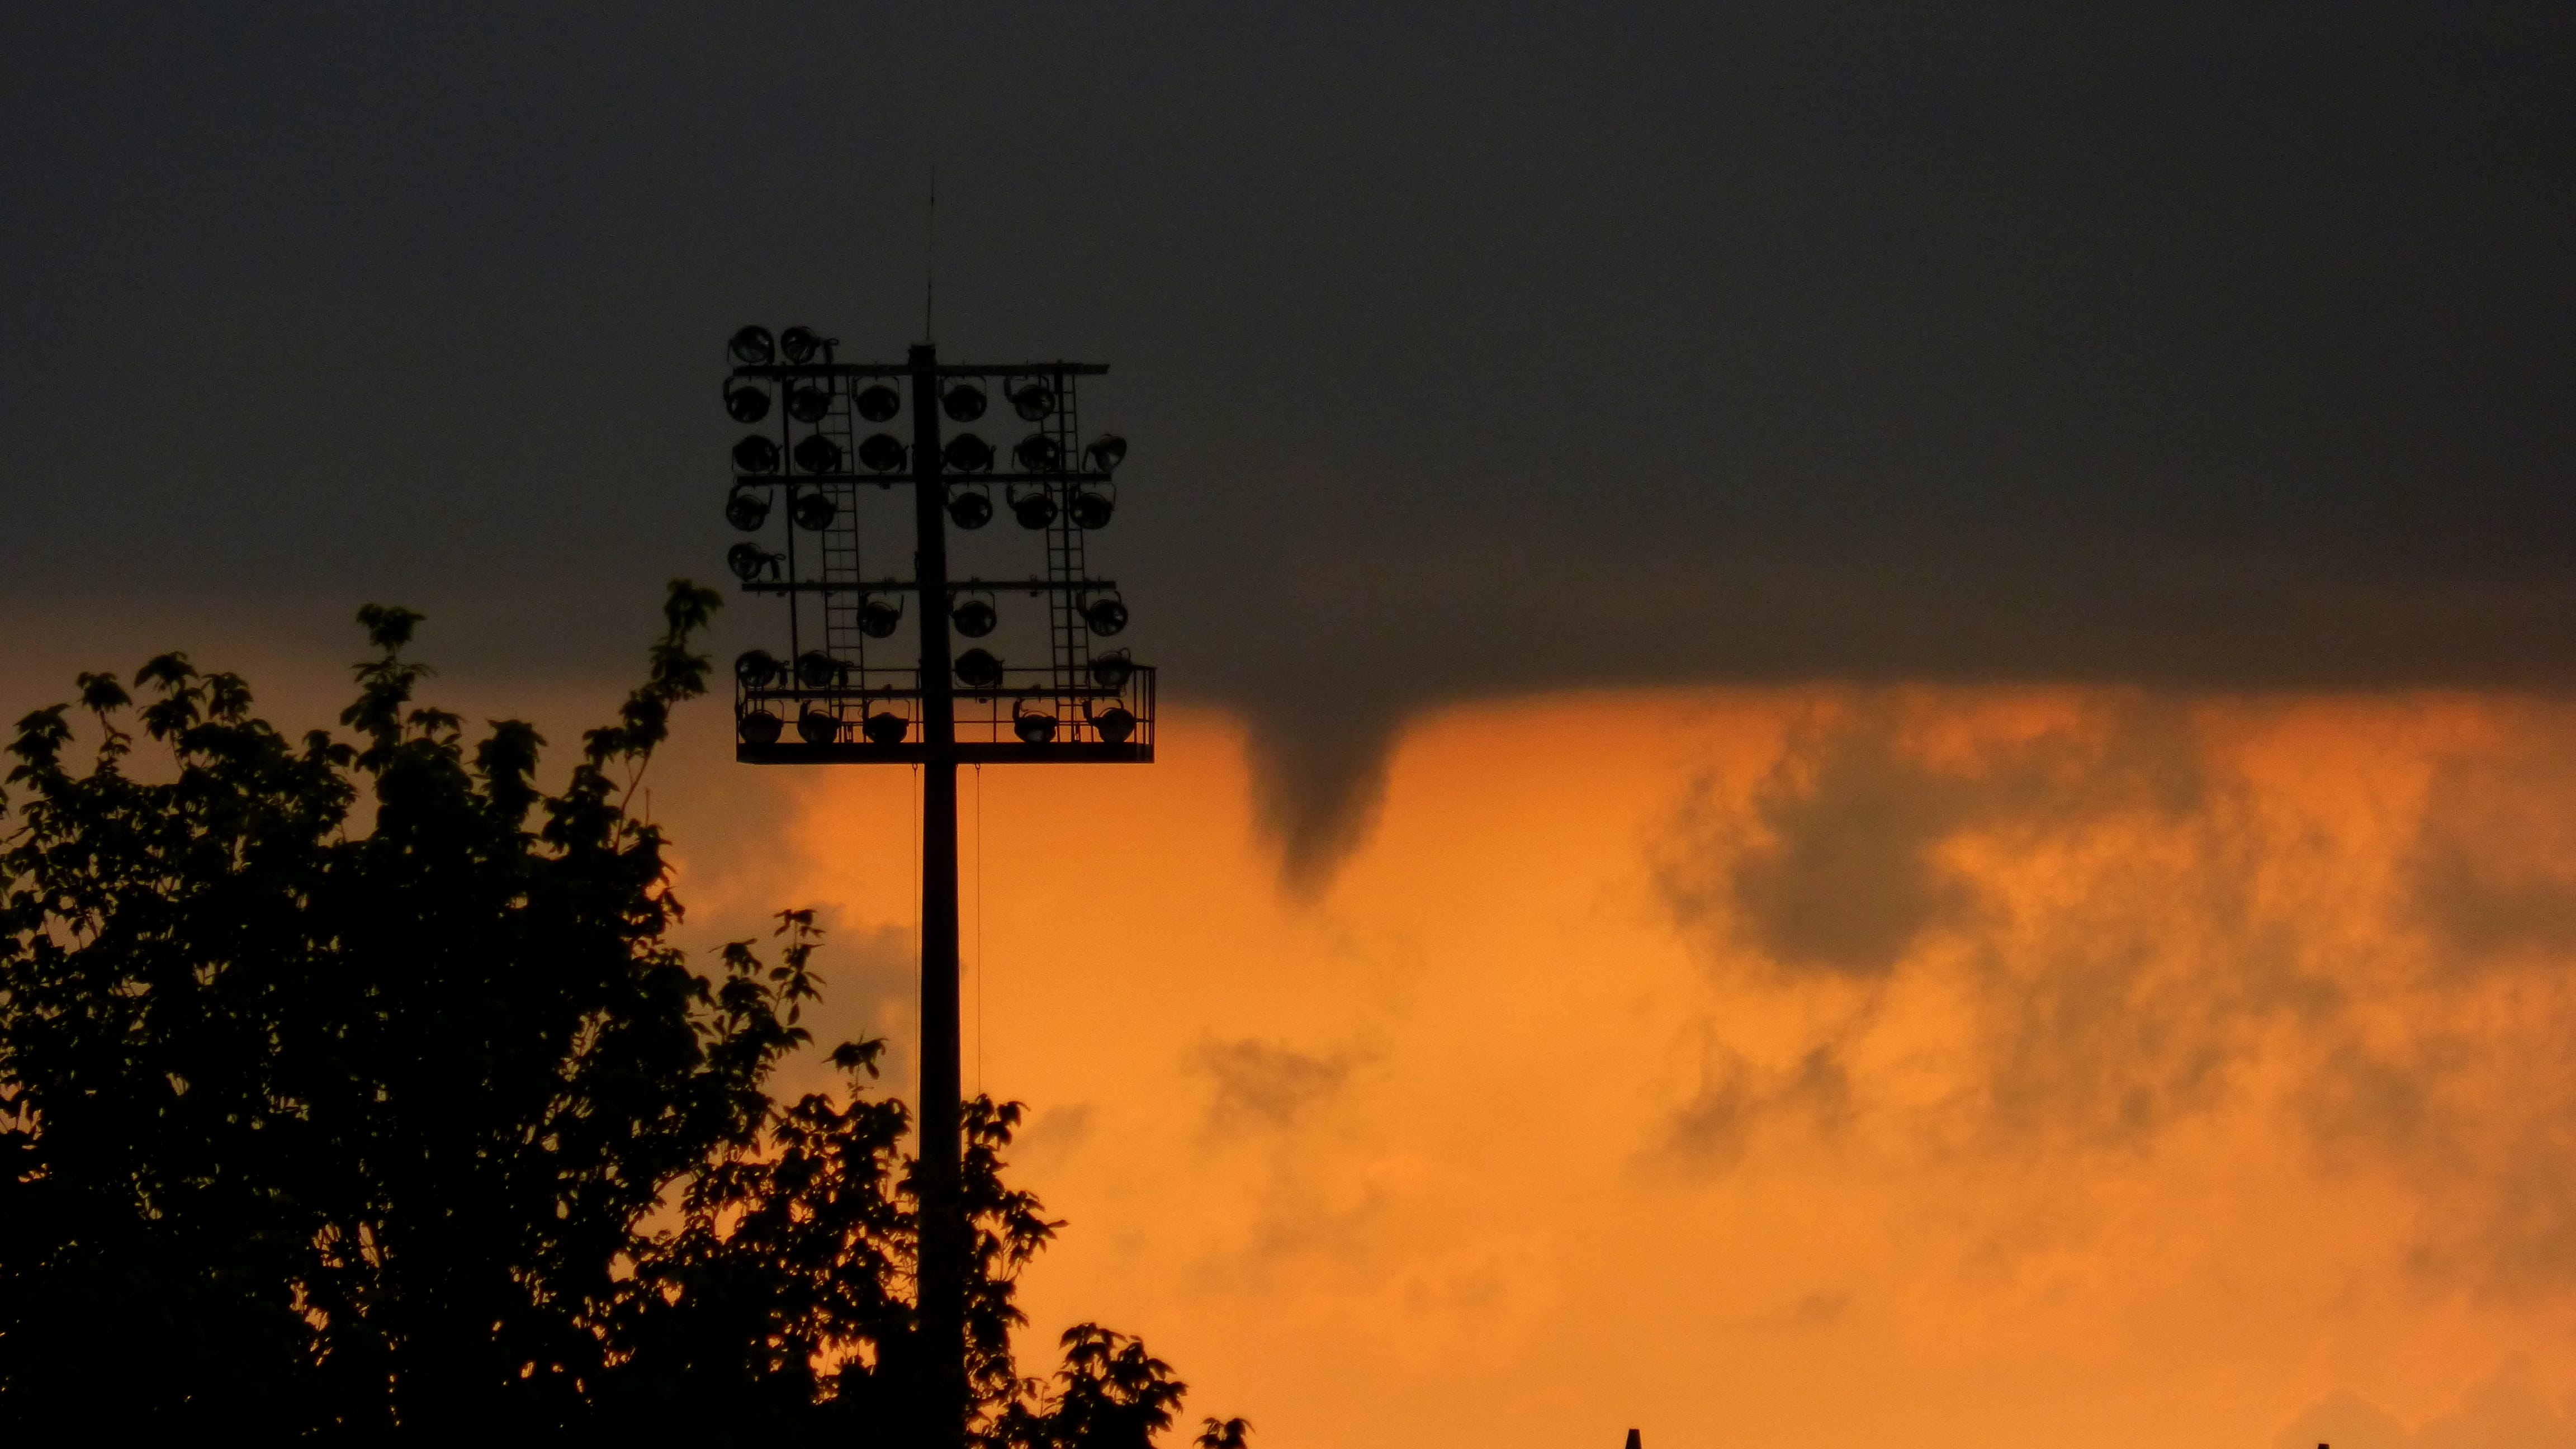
xmin=727 ymin=543 xmax=776 ymax=582
xmin=787 ymin=383 xmax=832 ymax=423
xmin=1010 ymin=379 xmax=1056 ymax=420
xmin=1085 ymin=434 xmax=1128 ymax=473
xmin=943 ymin=433 xmax=995 ymax=473
xmin=948 ymin=486 xmax=994 ymax=529
xmin=856 ymin=385 xmax=902 ymax=422
xmin=955 ymin=648 xmax=1004 ymax=689
xmin=728 ymin=325 xmax=775 ymax=364
xmin=1014 ymin=434 xmax=1062 ymax=472
xmin=859 ymin=433 xmax=908 ymax=472
xmin=725 ymin=383 xmax=771 ymax=423
xmin=735 ymin=650 xmax=783 ymax=688
xmin=1082 ymin=594 xmax=1129 ymax=636
xmin=942 ymin=383 xmax=987 ymax=421
xmin=1088 ymin=651 xmax=1133 ymax=690
xmin=793 ymin=434 xmax=843 ymax=474
xmin=797 ymin=651 xmax=841 ymax=689
xmin=1069 ymin=489 xmax=1114 ymax=530
xmin=1092 ymin=705 xmax=1137 ymax=745
xmin=858 ymin=595 xmax=903 ymax=638
xmin=951 ymin=596 xmax=998 ymax=638
xmin=1011 ymin=488 xmax=1058 ymax=529
xmin=780 ymin=326 xmax=825 ymax=363
xmin=792 ymin=491 xmax=837 ymax=531
xmin=725 ymin=485 xmax=771 ymax=532
xmin=739 ymin=710 xmax=784 ymax=745
xmin=733 ymin=435 xmax=782 ymax=473
xmin=863 ymin=711 xmax=910 ymax=745
xmin=798 ymin=708 xmax=839 ymax=745
xmin=1014 ymin=711 xmax=1058 ymax=745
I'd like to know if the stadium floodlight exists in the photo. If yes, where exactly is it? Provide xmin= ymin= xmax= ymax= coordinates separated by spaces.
xmin=948 ymin=485 xmax=993 ymax=529
xmin=951 ymin=596 xmax=998 ymax=638
xmin=859 ymin=596 xmax=904 ymax=638
xmin=793 ymin=435 xmax=844 ymax=474
xmin=954 ymin=648 xmax=1004 ymax=690
xmin=1082 ymin=594 xmax=1129 ymax=636
xmin=788 ymin=383 xmax=833 ymax=422
xmin=860 ymin=433 xmax=909 ymax=472
xmin=716 ymin=340 xmax=1152 ymax=1449
xmin=1009 ymin=378 xmax=1055 ymax=420
xmin=734 ymin=436 xmax=782 ymax=473
xmin=858 ymin=384 xmax=902 ymax=421
xmin=944 ymin=433 xmax=995 ymax=472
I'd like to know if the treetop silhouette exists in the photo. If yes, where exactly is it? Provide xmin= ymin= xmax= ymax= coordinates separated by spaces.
xmin=0 ymin=583 xmax=1228 ymax=1444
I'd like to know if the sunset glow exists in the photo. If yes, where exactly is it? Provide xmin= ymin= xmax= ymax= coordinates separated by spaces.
xmin=656 ymin=689 xmax=2576 ymax=1449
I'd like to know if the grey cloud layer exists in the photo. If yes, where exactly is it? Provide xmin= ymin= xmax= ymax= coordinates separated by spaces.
xmin=1652 ymin=695 xmax=2576 ymax=1296
xmin=3 ymin=3 xmax=2572 ymax=874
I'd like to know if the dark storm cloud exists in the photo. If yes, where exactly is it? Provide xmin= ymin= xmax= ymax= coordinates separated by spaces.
xmin=4 ymin=2 xmax=2574 ymax=870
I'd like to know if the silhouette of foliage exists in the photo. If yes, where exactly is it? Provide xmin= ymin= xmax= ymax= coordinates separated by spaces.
xmin=0 ymin=585 xmax=1234 ymax=1444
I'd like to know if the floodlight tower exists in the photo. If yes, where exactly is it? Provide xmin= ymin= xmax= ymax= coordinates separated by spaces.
xmin=717 ymin=325 xmax=1152 ymax=1447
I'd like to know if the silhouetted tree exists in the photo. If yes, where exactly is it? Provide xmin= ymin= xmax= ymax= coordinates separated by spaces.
xmin=0 ymin=585 xmax=1235 ymax=1445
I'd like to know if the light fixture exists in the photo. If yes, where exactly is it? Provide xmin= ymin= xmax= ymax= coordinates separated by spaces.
xmin=955 ymin=648 xmax=1003 ymax=689
xmin=864 ymin=711 xmax=910 ymax=745
xmin=1015 ymin=711 xmax=1058 ymax=745
xmin=725 ymin=383 xmax=771 ymax=423
xmin=943 ymin=433 xmax=995 ymax=472
xmin=1069 ymin=489 xmax=1113 ymax=529
xmin=735 ymin=650 xmax=783 ymax=688
xmin=1011 ymin=486 xmax=1057 ymax=529
xmin=780 ymin=326 xmax=824 ymax=363
xmin=726 ymin=485 xmax=770 ymax=531
xmin=1085 ymin=434 xmax=1128 ymax=473
xmin=1088 ymin=651 xmax=1133 ymax=690
xmin=859 ymin=433 xmax=908 ymax=472
xmin=859 ymin=595 xmax=903 ymax=638
xmin=948 ymin=485 xmax=993 ymax=529
xmin=1014 ymin=434 xmax=1062 ymax=471
xmin=797 ymin=651 xmax=841 ymax=689
xmin=1082 ymin=594 xmax=1129 ymax=636
xmin=728 ymin=325 xmax=775 ymax=364
xmin=792 ymin=491 xmax=836 ymax=531
xmin=727 ymin=543 xmax=776 ymax=582
xmin=793 ymin=434 xmax=842 ymax=474
xmin=942 ymin=383 xmax=987 ymax=421
xmin=739 ymin=711 xmax=784 ymax=745
xmin=951 ymin=595 xmax=997 ymax=637
xmin=798 ymin=708 xmax=839 ymax=745
xmin=857 ymin=384 xmax=902 ymax=421
xmin=1092 ymin=705 xmax=1137 ymax=745
xmin=1010 ymin=379 xmax=1055 ymax=420
xmin=787 ymin=383 xmax=832 ymax=423
xmin=733 ymin=436 xmax=781 ymax=473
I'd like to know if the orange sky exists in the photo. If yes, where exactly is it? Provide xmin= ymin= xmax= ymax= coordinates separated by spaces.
xmin=11 ymin=619 xmax=2574 ymax=1447
xmin=651 ymin=686 xmax=2576 ymax=1449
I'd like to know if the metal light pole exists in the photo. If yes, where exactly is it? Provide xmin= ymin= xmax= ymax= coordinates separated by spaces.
xmin=716 ymin=325 xmax=1152 ymax=1447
